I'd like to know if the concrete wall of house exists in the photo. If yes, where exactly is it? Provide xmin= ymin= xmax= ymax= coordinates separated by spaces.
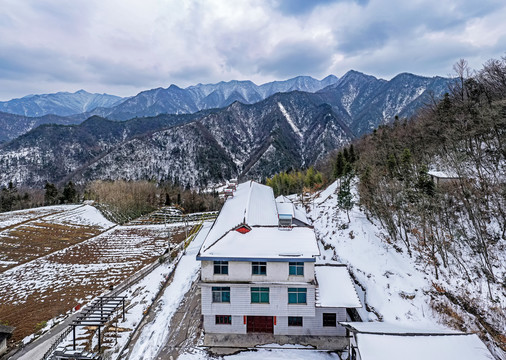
xmin=201 ymin=261 xmax=315 ymax=283
xmin=203 ymin=308 xmax=347 ymax=336
xmin=275 ymin=308 xmax=346 ymax=336
xmin=203 ymin=315 xmax=246 ymax=334
xmin=201 ymin=283 xmax=316 ymax=318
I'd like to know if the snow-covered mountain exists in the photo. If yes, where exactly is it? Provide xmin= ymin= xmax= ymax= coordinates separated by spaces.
xmin=91 ymin=75 xmax=340 ymax=120
xmin=0 ymin=91 xmax=353 ymax=187
xmin=317 ymin=70 xmax=450 ymax=136
xmin=0 ymin=72 xmax=449 ymax=142
xmin=0 ymin=90 xmax=125 ymax=117
xmin=0 ymin=112 xmax=81 ymax=143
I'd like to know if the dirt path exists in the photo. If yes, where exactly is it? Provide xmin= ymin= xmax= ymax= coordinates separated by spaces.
xmin=155 ymin=280 xmax=202 ymax=360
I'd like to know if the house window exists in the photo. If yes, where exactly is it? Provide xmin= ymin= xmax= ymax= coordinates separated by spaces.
xmin=323 ymin=313 xmax=336 ymax=327
xmin=214 ymin=261 xmax=228 ymax=275
xmin=252 ymin=262 xmax=267 ymax=275
xmin=289 ymin=262 xmax=304 ymax=276
xmin=212 ymin=287 xmax=230 ymax=303
xmin=288 ymin=288 xmax=307 ymax=304
xmin=288 ymin=316 xmax=303 ymax=327
xmin=215 ymin=315 xmax=232 ymax=325
xmin=251 ymin=287 xmax=269 ymax=303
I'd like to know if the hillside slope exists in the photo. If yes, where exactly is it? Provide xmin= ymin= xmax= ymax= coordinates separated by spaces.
xmin=309 ymin=180 xmax=504 ymax=359
xmin=0 ymin=92 xmax=353 ymax=188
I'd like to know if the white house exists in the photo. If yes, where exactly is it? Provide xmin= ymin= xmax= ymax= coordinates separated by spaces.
xmin=196 ymin=181 xmax=361 ymax=349
xmin=340 ymin=322 xmax=495 ymax=360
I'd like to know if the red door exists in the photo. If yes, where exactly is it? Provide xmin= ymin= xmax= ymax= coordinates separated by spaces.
xmin=247 ymin=316 xmax=274 ymax=333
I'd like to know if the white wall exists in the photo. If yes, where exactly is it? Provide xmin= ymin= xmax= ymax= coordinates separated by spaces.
xmin=203 ymin=315 xmax=246 ymax=334
xmin=201 ymin=260 xmax=315 ymax=283
xmin=203 ymin=307 xmax=347 ymax=336
xmin=201 ymin=283 xmax=316 ymax=318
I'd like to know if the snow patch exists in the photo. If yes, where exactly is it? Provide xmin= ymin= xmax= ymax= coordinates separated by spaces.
xmin=278 ymin=102 xmax=302 ymax=138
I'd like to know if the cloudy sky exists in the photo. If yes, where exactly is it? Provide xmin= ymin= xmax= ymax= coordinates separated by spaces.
xmin=1 ymin=0 xmax=505 ymax=100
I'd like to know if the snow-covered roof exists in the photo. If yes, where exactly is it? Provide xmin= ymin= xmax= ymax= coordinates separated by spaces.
xmin=428 ymin=169 xmax=459 ymax=178
xmin=276 ymin=202 xmax=294 ymax=216
xmin=275 ymin=195 xmax=292 ymax=203
xmin=198 ymin=181 xmax=319 ymax=261
xmin=276 ymin=196 xmax=310 ymax=225
xmin=353 ymin=333 xmax=493 ymax=360
xmin=340 ymin=322 xmax=463 ymax=335
xmin=203 ymin=181 xmax=278 ymax=246
xmin=315 ymin=265 xmax=362 ymax=308
xmin=293 ymin=206 xmax=309 ymax=225
xmin=198 ymin=227 xmax=320 ymax=261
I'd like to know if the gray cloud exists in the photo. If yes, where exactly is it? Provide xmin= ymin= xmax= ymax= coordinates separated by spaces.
xmin=272 ymin=0 xmax=367 ymax=15
xmin=0 ymin=0 xmax=505 ymax=100
xmin=256 ymin=42 xmax=334 ymax=78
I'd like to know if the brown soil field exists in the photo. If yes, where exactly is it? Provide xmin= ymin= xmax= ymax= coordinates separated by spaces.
xmin=0 ymin=224 xmax=190 ymax=344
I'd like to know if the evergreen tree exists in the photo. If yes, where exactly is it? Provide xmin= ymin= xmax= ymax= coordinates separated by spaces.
xmin=62 ymin=181 xmax=77 ymax=203
xmin=334 ymin=152 xmax=345 ymax=179
xmin=337 ymin=175 xmax=353 ymax=223
xmin=349 ymin=144 xmax=356 ymax=163
xmin=44 ymin=182 xmax=59 ymax=205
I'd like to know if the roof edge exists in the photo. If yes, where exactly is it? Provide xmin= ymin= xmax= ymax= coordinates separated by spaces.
xmin=196 ymin=256 xmax=317 ymax=262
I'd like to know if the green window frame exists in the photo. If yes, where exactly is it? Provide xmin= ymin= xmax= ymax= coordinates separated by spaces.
xmin=289 ymin=262 xmax=304 ymax=276
xmin=251 ymin=287 xmax=269 ymax=303
xmin=213 ymin=261 xmax=229 ymax=275
xmin=288 ymin=288 xmax=307 ymax=304
xmin=212 ymin=287 xmax=230 ymax=303
xmin=215 ymin=315 xmax=232 ymax=324
xmin=252 ymin=262 xmax=267 ymax=275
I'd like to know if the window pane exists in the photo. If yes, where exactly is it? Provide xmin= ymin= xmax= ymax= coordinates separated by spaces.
xmin=288 ymin=288 xmax=306 ymax=304
xmin=288 ymin=292 xmax=297 ymax=303
xmin=216 ymin=315 xmax=232 ymax=324
xmin=261 ymin=291 xmax=269 ymax=303
xmin=288 ymin=316 xmax=303 ymax=326
xmin=251 ymin=291 xmax=259 ymax=303
xmin=252 ymin=262 xmax=267 ymax=275
xmin=222 ymin=290 xmax=230 ymax=302
xmin=299 ymin=292 xmax=306 ymax=303
xmin=323 ymin=313 xmax=336 ymax=327
xmin=289 ymin=262 xmax=304 ymax=276
xmin=214 ymin=261 xmax=229 ymax=275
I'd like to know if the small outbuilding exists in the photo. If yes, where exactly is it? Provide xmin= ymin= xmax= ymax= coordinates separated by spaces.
xmin=428 ymin=170 xmax=460 ymax=186
xmin=340 ymin=322 xmax=494 ymax=360
xmin=0 ymin=324 xmax=14 ymax=356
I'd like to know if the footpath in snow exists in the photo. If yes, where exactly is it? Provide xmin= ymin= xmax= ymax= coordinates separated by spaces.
xmin=126 ymin=221 xmax=213 ymax=360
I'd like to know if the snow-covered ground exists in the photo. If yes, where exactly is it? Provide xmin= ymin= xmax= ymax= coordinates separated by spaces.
xmin=0 ymin=205 xmax=81 ymax=229
xmin=311 ymin=180 xmax=453 ymax=327
xmin=179 ymin=348 xmax=341 ymax=360
xmin=42 ymin=204 xmax=115 ymax=228
xmin=126 ymin=221 xmax=213 ymax=359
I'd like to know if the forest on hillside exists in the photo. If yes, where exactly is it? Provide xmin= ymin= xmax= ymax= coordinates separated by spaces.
xmin=352 ymin=58 xmax=505 ymax=356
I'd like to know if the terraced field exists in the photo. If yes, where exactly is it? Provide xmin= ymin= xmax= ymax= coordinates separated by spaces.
xmin=0 ymin=205 xmax=188 ymax=344
xmin=0 ymin=205 xmax=111 ymax=272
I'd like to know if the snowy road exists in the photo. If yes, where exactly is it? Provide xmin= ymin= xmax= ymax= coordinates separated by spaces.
xmin=127 ymin=221 xmax=212 ymax=360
